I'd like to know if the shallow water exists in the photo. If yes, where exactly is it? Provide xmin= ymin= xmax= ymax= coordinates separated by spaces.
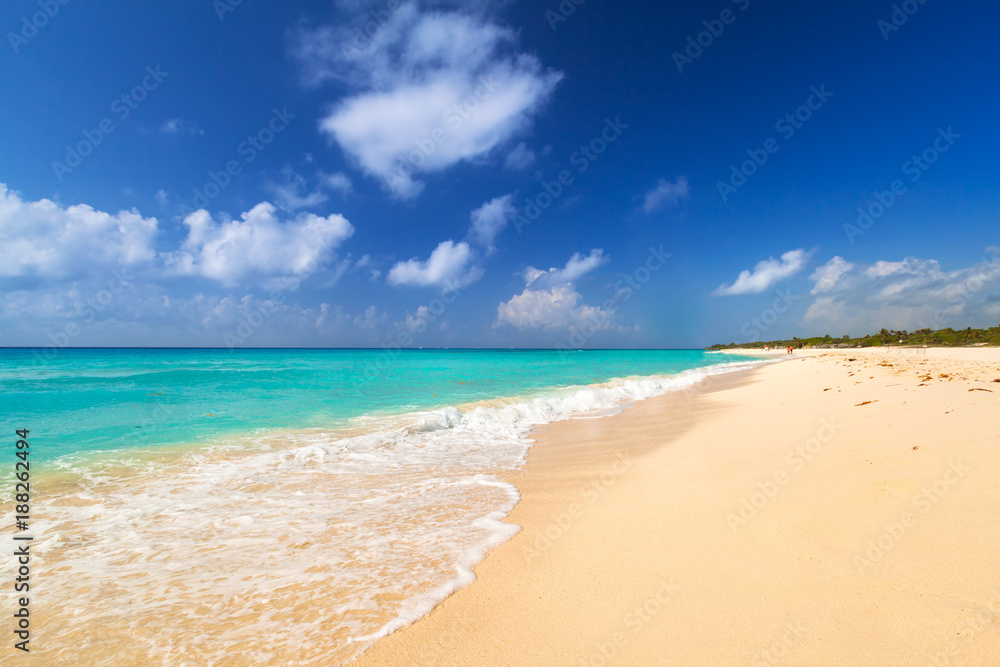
xmin=0 ymin=349 xmax=760 ymax=664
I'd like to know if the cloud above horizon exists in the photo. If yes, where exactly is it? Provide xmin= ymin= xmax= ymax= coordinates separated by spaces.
xmin=0 ymin=185 xmax=391 ymax=346
xmin=294 ymin=4 xmax=562 ymax=198
xmin=810 ymin=256 xmax=854 ymax=294
xmin=164 ymin=202 xmax=354 ymax=288
xmin=0 ymin=183 xmax=158 ymax=279
xmin=712 ymin=249 xmax=810 ymax=296
xmin=524 ymin=248 xmax=609 ymax=289
xmin=387 ymin=239 xmax=482 ymax=289
xmin=803 ymin=253 xmax=1000 ymax=333
xmin=496 ymin=249 xmax=613 ymax=330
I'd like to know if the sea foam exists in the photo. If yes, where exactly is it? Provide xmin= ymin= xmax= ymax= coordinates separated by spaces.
xmin=7 ymin=359 xmax=765 ymax=665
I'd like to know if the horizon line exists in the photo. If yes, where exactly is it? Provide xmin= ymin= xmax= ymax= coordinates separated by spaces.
xmin=0 ymin=346 xmax=713 ymax=352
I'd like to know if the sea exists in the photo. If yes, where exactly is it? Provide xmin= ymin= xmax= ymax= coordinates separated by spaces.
xmin=0 ymin=348 xmax=763 ymax=665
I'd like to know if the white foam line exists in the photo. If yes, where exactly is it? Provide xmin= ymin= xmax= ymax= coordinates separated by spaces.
xmin=350 ymin=476 xmax=522 ymax=644
xmin=27 ymin=357 xmax=771 ymax=662
xmin=346 ymin=358 xmax=770 ymax=648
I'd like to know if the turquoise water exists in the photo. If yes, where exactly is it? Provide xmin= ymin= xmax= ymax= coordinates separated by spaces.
xmin=0 ymin=347 xmax=763 ymax=663
xmin=0 ymin=348 xmax=749 ymax=462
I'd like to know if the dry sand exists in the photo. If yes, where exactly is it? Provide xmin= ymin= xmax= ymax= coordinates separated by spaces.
xmin=354 ymin=348 xmax=1000 ymax=666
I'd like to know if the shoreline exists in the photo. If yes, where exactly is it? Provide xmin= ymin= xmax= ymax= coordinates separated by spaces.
xmin=9 ymin=352 xmax=762 ymax=665
xmin=354 ymin=348 xmax=1000 ymax=665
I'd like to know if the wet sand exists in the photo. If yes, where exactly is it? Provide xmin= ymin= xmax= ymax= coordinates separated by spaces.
xmin=355 ymin=348 xmax=1000 ymax=666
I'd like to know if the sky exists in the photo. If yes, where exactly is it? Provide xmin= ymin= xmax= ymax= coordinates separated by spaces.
xmin=1 ymin=0 xmax=998 ymax=349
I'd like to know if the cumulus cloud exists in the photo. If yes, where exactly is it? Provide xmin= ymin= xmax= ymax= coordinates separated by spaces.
xmin=642 ymin=176 xmax=689 ymax=213
xmin=403 ymin=304 xmax=434 ymax=332
xmin=0 ymin=183 xmax=158 ymax=279
xmin=468 ymin=194 xmax=515 ymax=249
xmin=712 ymin=249 xmax=810 ymax=296
xmin=387 ymin=239 xmax=482 ymax=289
xmin=164 ymin=202 xmax=353 ymax=287
xmin=392 ymin=193 xmax=517 ymax=289
xmin=504 ymin=141 xmax=535 ymax=170
xmin=0 ymin=184 xmax=400 ymax=346
xmin=810 ymin=256 xmax=854 ymax=294
xmin=496 ymin=249 xmax=613 ymax=330
xmin=526 ymin=248 xmax=608 ymax=288
xmin=294 ymin=4 xmax=562 ymax=198
xmin=803 ymin=254 xmax=1000 ymax=332
xmin=497 ymin=283 xmax=613 ymax=330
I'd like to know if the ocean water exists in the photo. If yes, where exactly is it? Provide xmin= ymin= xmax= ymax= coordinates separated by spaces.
xmin=0 ymin=348 xmax=762 ymax=665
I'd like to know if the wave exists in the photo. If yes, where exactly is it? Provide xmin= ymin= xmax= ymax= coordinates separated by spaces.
xmin=11 ymin=358 xmax=768 ymax=664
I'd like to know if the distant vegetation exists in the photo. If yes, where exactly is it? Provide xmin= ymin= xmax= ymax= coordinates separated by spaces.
xmin=707 ymin=325 xmax=1000 ymax=350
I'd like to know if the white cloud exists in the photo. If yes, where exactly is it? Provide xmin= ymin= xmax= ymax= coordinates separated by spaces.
xmin=803 ymin=255 xmax=1000 ymax=332
xmin=810 ymin=256 xmax=854 ymax=294
xmin=525 ymin=248 xmax=608 ymax=289
xmin=267 ymin=169 xmax=354 ymax=210
xmin=495 ymin=249 xmax=613 ymax=330
xmin=712 ymin=249 xmax=810 ymax=296
xmin=352 ymin=254 xmax=372 ymax=271
xmin=504 ymin=141 xmax=535 ymax=170
xmin=865 ymin=260 xmax=909 ymax=278
xmin=468 ymin=194 xmax=515 ymax=249
xmin=265 ymin=168 xmax=329 ymax=211
xmin=354 ymin=305 xmax=386 ymax=328
xmin=155 ymin=189 xmax=168 ymax=205
xmin=322 ymin=171 xmax=353 ymax=196
xmin=172 ymin=293 xmax=385 ymax=344
xmin=296 ymin=5 xmax=561 ymax=198
xmin=164 ymin=202 xmax=353 ymax=287
xmin=0 ymin=278 xmax=394 ymax=347
xmin=403 ymin=304 xmax=433 ymax=332
xmin=387 ymin=240 xmax=482 ymax=289
xmin=159 ymin=119 xmax=203 ymax=136
xmin=497 ymin=283 xmax=613 ymax=330
xmin=0 ymin=183 xmax=158 ymax=279
xmin=266 ymin=184 xmax=328 ymax=212
xmin=643 ymin=176 xmax=689 ymax=213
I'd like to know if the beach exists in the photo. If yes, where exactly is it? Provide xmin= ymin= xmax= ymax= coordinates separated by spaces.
xmin=5 ymin=0 xmax=997 ymax=664
xmin=1 ymin=349 xmax=762 ymax=664
xmin=356 ymin=348 xmax=1000 ymax=666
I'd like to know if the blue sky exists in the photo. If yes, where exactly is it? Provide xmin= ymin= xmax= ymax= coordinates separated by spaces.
xmin=1 ymin=0 xmax=998 ymax=348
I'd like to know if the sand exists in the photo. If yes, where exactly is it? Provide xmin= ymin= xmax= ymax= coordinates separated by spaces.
xmin=354 ymin=348 xmax=1000 ymax=666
